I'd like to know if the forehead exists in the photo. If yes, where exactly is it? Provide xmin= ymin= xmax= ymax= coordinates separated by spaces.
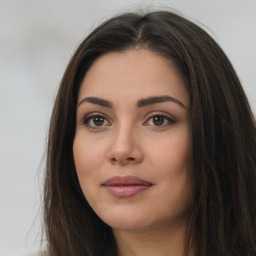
xmin=78 ymin=49 xmax=189 ymax=107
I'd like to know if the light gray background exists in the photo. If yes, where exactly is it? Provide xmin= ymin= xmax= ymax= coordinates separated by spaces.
xmin=0 ymin=0 xmax=255 ymax=255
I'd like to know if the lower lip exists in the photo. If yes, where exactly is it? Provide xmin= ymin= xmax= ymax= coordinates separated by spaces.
xmin=104 ymin=185 xmax=152 ymax=198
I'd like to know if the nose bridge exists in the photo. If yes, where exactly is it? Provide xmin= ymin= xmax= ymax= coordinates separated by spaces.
xmin=113 ymin=122 xmax=135 ymax=153
xmin=108 ymin=120 xmax=143 ymax=165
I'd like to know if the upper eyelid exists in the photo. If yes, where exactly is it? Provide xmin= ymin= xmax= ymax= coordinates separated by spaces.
xmin=81 ymin=111 xmax=177 ymax=128
xmin=82 ymin=114 xmax=111 ymax=130
xmin=144 ymin=111 xmax=176 ymax=120
xmin=80 ymin=112 xmax=111 ymax=125
xmin=82 ymin=111 xmax=176 ymax=119
xmin=82 ymin=110 xmax=175 ymax=117
xmin=144 ymin=113 xmax=176 ymax=125
xmin=82 ymin=112 xmax=110 ymax=120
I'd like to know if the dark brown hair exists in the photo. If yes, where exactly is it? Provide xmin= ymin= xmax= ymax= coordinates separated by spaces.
xmin=44 ymin=10 xmax=256 ymax=256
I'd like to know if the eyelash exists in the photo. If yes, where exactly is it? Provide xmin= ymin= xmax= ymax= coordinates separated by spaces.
xmin=144 ymin=113 xmax=176 ymax=127
xmin=82 ymin=113 xmax=110 ymax=129
xmin=82 ymin=112 xmax=176 ymax=129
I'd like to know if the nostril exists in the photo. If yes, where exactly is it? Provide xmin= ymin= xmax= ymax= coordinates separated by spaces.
xmin=110 ymin=156 xmax=135 ymax=164
xmin=127 ymin=157 xmax=135 ymax=161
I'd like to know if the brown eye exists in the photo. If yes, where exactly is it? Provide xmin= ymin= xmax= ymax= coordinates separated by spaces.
xmin=152 ymin=116 xmax=164 ymax=126
xmin=83 ymin=114 xmax=110 ymax=129
xmin=144 ymin=114 xmax=176 ymax=127
xmin=93 ymin=117 xmax=104 ymax=126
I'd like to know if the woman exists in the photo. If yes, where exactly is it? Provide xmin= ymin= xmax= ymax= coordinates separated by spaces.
xmin=44 ymin=10 xmax=256 ymax=256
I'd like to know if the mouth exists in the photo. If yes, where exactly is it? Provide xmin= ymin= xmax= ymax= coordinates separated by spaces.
xmin=102 ymin=175 xmax=153 ymax=198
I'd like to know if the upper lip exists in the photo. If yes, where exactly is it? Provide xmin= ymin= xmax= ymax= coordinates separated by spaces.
xmin=102 ymin=176 xmax=153 ymax=186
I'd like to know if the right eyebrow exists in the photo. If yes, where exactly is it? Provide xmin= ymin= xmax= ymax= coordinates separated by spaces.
xmin=77 ymin=97 xmax=113 ymax=108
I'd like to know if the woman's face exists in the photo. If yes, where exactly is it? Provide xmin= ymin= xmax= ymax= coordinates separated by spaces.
xmin=73 ymin=49 xmax=193 ymax=232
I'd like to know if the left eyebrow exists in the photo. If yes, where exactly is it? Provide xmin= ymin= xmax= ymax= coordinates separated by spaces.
xmin=137 ymin=95 xmax=186 ymax=109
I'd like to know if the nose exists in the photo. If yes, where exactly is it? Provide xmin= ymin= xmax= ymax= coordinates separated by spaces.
xmin=107 ymin=126 xmax=143 ymax=166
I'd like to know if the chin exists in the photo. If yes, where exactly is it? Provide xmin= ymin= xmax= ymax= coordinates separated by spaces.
xmin=101 ymin=213 xmax=173 ymax=233
xmin=98 ymin=211 xmax=151 ymax=231
xmin=110 ymin=220 xmax=149 ymax=231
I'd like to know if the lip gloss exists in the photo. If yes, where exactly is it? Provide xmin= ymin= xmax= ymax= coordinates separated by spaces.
xmin=102 ymin=175 xmax=153 ymax=198
xmin=104 ymin=184 xmax=151 ymax=197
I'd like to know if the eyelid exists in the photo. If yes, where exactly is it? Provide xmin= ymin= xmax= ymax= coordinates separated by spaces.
xmin=81 ymin=112 xmax=111 ymax=129
xmin=143 ymin=111 xmax=177 ymax=126
xmin=80 ymin=111 xmax=176 ymax=129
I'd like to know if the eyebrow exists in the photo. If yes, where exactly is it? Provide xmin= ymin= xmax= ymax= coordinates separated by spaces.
xmin=78 ymin=95 xmax=186 ymax=109
xmin=78 ymin=97 xmax=113 ymax=108
xmin=137 ymin=95 xmax=186 ymax=109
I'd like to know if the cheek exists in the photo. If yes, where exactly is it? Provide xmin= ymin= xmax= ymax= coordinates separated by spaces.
xmin=73 ymin=135 xmax=105 ymax=206
xmin=147 ymin=126 xmax=193 ymax=204
xmin=73 ymin=134 xmax=105 ymax=178
xmin=148 ymin=128 xmax=191 ymax=172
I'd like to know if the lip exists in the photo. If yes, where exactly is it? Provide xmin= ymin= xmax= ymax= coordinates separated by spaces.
xmin=102 ymin=175 xmax=153 ymax=198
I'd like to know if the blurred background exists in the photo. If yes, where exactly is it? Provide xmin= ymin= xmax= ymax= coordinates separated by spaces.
xmin=0 ymin=0 xmax=255 ymax=255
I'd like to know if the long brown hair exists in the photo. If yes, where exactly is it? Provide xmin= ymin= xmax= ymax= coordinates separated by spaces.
xmin=44 ymin=10 xmax=256 ymax=256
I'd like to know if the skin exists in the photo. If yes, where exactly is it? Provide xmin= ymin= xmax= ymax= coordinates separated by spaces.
xmin=73 ymin=49 xmax=194 ymax=256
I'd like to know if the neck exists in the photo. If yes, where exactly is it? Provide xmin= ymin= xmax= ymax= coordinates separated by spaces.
xmin=113 ymin=221 xmax=194 ymax=256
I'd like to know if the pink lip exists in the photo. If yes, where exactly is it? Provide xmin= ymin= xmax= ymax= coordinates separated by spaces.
xmin=102 ymin=176 xmax=153 ymax=198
